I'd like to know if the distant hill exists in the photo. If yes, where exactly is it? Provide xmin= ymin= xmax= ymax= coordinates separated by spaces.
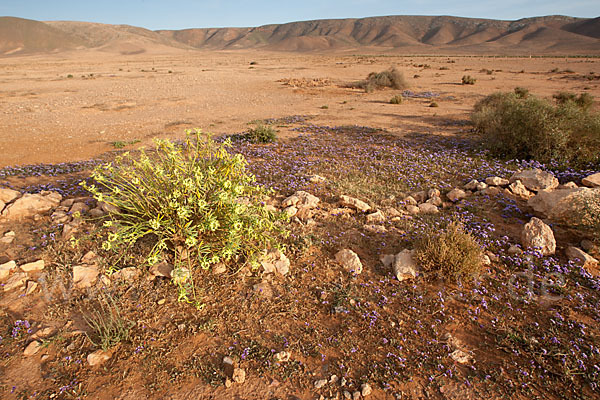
xmin=1 ymin=15 xmax=599 ymax=56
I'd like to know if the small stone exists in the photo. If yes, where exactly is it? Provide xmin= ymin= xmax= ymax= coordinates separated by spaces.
xmin=481 ymin=254 xmax=492 ymax=265
xmin=213 ymin=263 xmax=227 ymax=275
xmin=361 ymin=383 xmax=373 ymax=397
xmin=405 ymin=205 xmax=420 ymax=214
xmin=450 ymin=349 xmax=472 ymax=364
xmin=112 ymin=267 xmax=141 ymax=282
xmin=20 ymin=259 xmax=45 ymax=273
xmin=403 ymin=196 xmax=417 ymax=206
xmin=24 ymin=340 xmax=42 ymax=356
xmin=507 ymin=245 xmax=523 ymax=255
xmin=88 ymin=207 xmax=106 ymax=218
xmin=81 ymin=251 xmax=99 ymax=265
xmin=582 ymin=173 xmax=600 ymax=188
xmin=393 ymin=249 xmax=417 ymax=281
xmin=485 ymin=176 xmax=509 ymax=186
xmin=561 ymin=181 xmax=578 ymax=189
xmin=380 ymin=254 xmax=395 ymax=268
xmin=0 ymin=231 xmax=15 ymax=244
xmin=149 ymin=261 xmax=174 ymax=278
xmin=87 ymin=349 xmax=111 ymax=366
xmin=232 ymin=368 xmax=246 ymax=384
xmin=70 ymin=202 xmax=90 ymax=215
xmin=314 ymin=379 xmax=328 ymax=389
xmin=418 ymin=203 xmax=438 ymax=214
xmin=340 ymin=195 xmax=371 ymax=213
xmin=343 ymin=391 xmax=352 ymax=400
xmin=223 ymin=356 xmax=234 ymax=366
xmin=464 ymin=179 xmax=479 ymax=191
xmin=284 ymin=205 xmax=298 ymax=217
xmin=363 ymin=224 xmax=387 ymax=234
xmin=353 ymin=391 xmax=361 ymax=400
xmin=73 ymin=265 xmax=100 ymax=289
xmin=335 ymin=249 xmax=363 ymax=274
xmin=476 ymin=181 xmax=488 ymax=191
xmin=482 ymin=186 xmax=501 ymax=196
xmin=366 ymin=210 xmax=385 ymax=224
xmin=330 ymin=375 xmax=339 ymax=384
xmin=98 ymin=201 xmax=120 ymax=214
xmin=282 ymin=190 xmax=320 ymax=208
xmin=0 ymin=260 xmax=17 ymax=281
xmin=385 ymin=207 xmax=404 ymax=217
xmin=412 ymin=191 xmax=427 ymax=203
xmin=274 ymin=351 xmax=291 ymax=362
xmin=566 ymin=247 xmax=598 ymax=267
xmin=308 ymin=174 xmax=327 ymax=184
xmin=3 ymin=272 xmax=27 ymax=291
xmin=428 ymin=188 xmax=441 ymax=199
xmin=522 ymin=217 xmax=556 ymax=255
xmin=446 ymin=188 xmax=467 ymax=202
xmin=426 ymin=196 xmax=443 ymax=207
xmin=225 ymin=378 xmax=233 ymax=388
xmin=26 ymin=281 xmax=38 ymax=295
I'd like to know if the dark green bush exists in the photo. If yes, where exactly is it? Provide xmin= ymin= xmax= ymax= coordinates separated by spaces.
xmin=414 ymin=221 xmax=484 ymax=282
xmin=472 ymin=92 xmax=600 ymax=168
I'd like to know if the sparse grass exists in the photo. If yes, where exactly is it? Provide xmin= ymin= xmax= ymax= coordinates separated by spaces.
xmin=111 ymin=139 xmax=141 ymax=149
xmin=472 ymin=91 xmax=600 ymax=168
xmin=462 ymin=75 xmax=476 ymax=85
xmin=83 ymin=294 xmax=133 ymax=351
xmin=414 ymin=220 xmax=484 ymax=282
xmin=352 ymin=67 xmax=408 ymax=93
xmin=389 ymin=95 xmax=403 ymax=104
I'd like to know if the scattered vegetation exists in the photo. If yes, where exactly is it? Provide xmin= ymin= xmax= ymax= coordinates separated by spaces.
xmin=83 ymin=294 xmax=132 ymax=351
xmin=462 ymin=75 xmax=476 ymax=85
xmin=82 ymin=130 xmax=287 ymax=303
xmin=352 ymin=67 xmax=408 ymax=93
xmin=389 ymin=95 xmax=403 ymax=104
xmin=472 ymin=91 xmax=600 ymax=168
xmin=110 ymin=139 xmax=141 ymax=149
xmin=414 ymin=220 xmax=484 ymax=282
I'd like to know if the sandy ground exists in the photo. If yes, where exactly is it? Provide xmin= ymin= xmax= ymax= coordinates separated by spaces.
xmin=0 ymin=50 xmax=599 ymax=168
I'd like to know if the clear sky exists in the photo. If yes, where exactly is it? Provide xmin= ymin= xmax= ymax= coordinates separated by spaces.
xmin=1 ymin=0 xmax=598 ymax=30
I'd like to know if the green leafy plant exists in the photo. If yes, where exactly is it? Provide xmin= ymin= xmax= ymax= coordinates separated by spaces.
xmin=82 ymin=130 xmax=287 ymax=302
xmin=83 ymin=294 xmax=133 ymax=351
xmin=414 ymin=221 xmax=484 ymax=282
xmin=462 ymin=75 xmax=476 ymax=85
xmin=389 ymin=95 xmax=403 ymax=104
xmin=245 ymin=124 xmax=277 ymax=143
xmin=472 ymin=92 xmax=600 ymax=168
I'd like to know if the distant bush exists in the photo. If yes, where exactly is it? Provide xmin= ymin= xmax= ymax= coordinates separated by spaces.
xmin=389 ymin=95 xmax=403 ymax=104
xmin=462 ymin=75 xmax=476 ymax=85
xmin=67 ymin=74 xmax=73 ymax=78
xmin=514 ymin=87 xmax=529 ymax=99
xmin=246 ymin=124 xmax=277 ymax=143
xmin=429 ymin=101 xmax=439 ymax=108
xmin=472 ymin=92 xmax=600 ymax=168
xmin=352 ymin=67 xmax=408 ymax=93
xmin=414 ymin=221 xmax=483 ymax=282
xmin=571 ymin=193 xmax=600 ymax=244
xmin=82 ymin=131 xmax=287 ymax=303
xmin=553 ymin=91 xmax=594 ymax=111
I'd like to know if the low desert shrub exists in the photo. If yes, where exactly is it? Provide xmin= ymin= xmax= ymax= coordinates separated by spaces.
xmin=83 ymin=294 xmax=133 ymax=351
xmin=389 ymin=95 xmax=403 ymax=104
xmin=414 ymin=221 xmax=484 ymax=282
xmin=429 ymin=101 xmax=439 ymax=108
xmin=514 ymin=87 xmax=529 ymax=99
xmin=553 ymin=91 xmax=594 ymax=111
xmin=571 ymin=192 xmax=600 ymax=244
xmin=353 ymin=67 xmax=408 ymax=93
xmin=82 ymin=130 xmax=287 ymax=302
xmin=245 ymin=124 xmax=277 ymax=143
xmin=462 ymin=75 xmax=476 ymax=85
xmin=472 ymin=92 xmax=600 ymax=168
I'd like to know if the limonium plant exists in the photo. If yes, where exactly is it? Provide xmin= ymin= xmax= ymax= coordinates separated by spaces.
xmin=82 ymin=129 xmax=287 ymax=305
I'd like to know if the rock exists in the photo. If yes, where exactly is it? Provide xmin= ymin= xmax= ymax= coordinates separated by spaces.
xmin=26 ymin=281 xmax=38 ymax=295
xmin=31 ymin=327 xmax=55 ymax=340
xmin=274 ymin=351 xmax=291 ymax=362
xmin=308 ymin=174 xmax=327 ymax=184
xmin=260 ymin=249 xmax=290 ymax=275
xmin=363 ymin=224 xmax=387 ymax=234
xmin=335 ymin=249 xmax=363 ymax=274
xmin=73 ymin=265 xmax=100 ymax=289
xmin=426 ymin=196 xmax=443 ymax=207
xmin=339 ymin=195 xmax=371 ymax=213
xmin=223 ymin=356 xmax=234 ymax=366
xmin=476 ymin=181 xmax=488 ymax=191
xmin=418 ymin=203 xmax=438 ymax=214
xmin=343 ymin=391 xmax=352 ymax=400
xmin=528 ymin=187 xmax=600 ymax=224
xmin=314 ymin=379 xmax=328 ymax=389
xmin=481 ymin=254 xmax=492 ymax=266
xmin=406 ymin=205 xmax=420 ymax=215
xmin=380 ymin=254 xmax=395 ymax=268
xmin=295 ymin=205 xmax=314 ymax=220
xmin=403 ymin=196 xmax=418 ymax=206
xmin=1 ymin=191 xmax=62 ymax=220
xmin=213 ymin=263 xmax=227 ymax=275
xmin=98 ymin=201 xmax=120 ymax=214
xmin=51 ymin=210 xmax=70 ymax=224
xmin=507 ymin=245 xmax=523 ymax=255
xmin=510 ymin=169 xmax=559 ymax=192
xmin=393 ymin=249 xmax=417 ymax=281
xmin=521 ymin=217 xmax=556 ymax=255
xmin=81 ymin=251 xmax=100 ymax=265
xmin=366 ymin=210 xmax=385 ymax=224
xmin=70 ymin=202 xmax=90 ymax=215
xmin=20 ymin=259 xmax=45 ymax=273
xmin=450 ymin=349 xmax=472 ymax=364
xmin=385 ymin=207 xmax=404 ymax=218
xmin=0 ymin=188 xmax=21 ymax=204
xmin=149 ymin=261 xmax=174 ymax=278
xmin=87 ymin=350 xmax=111 ymax=366
xmin=464 ymin=180 xmax=479 ymax=191
xmin=508 ymin=180 xmax=534 ymax=199
xmin=253 ymin=281 xmax=273 ymax=298
xmin=24 ymin=341 xmax=42 ymax=356
xmin=0 ymin=260 xmax=17 ymax=281
xmin=485 ymin=177 xmax=509 ymax=186
xmin=3 ymin=272 xmax=27 ymax=291
xmin=482 ymin=186 xmax=501 ymax=196
xmin=353 ymin=391 xmax=361 ymax=400
xmin=0 ymin=231 xmax=15 ymax=244
xmin=112 ymin=267 xmax=141 ymax=282
xmin=282 ymin=190 xmax=320 ymax=208
xmin=561 ymin=182 xmax=578 ymax=189
xmin=582 ymin=172 xmax=600 ymax=188
xmin=62 ymin=220 xmax=81 ymax=240
xmin=447 ymin=188 xmax=467 ymax=202
xmin=566 ymin=247 xmax=598 ymax=267
xmin=232 ymin=368 xmax=246 ymax=384
xmin=581 ymin=240 xmax=597 ymax=254
xmin=428 ymin=189 xmax=441 ymax=199
xmin=283 ymin=206 xmax=297 ymax=217
xmin=88 ymin=207 xmax=106 ymax=218
xmin=361 ymin=383 xmax=373 ymax=397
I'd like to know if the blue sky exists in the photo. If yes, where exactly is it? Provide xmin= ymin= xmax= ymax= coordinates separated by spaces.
xmin=1 ymin=0 xmax=598 ymax=30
